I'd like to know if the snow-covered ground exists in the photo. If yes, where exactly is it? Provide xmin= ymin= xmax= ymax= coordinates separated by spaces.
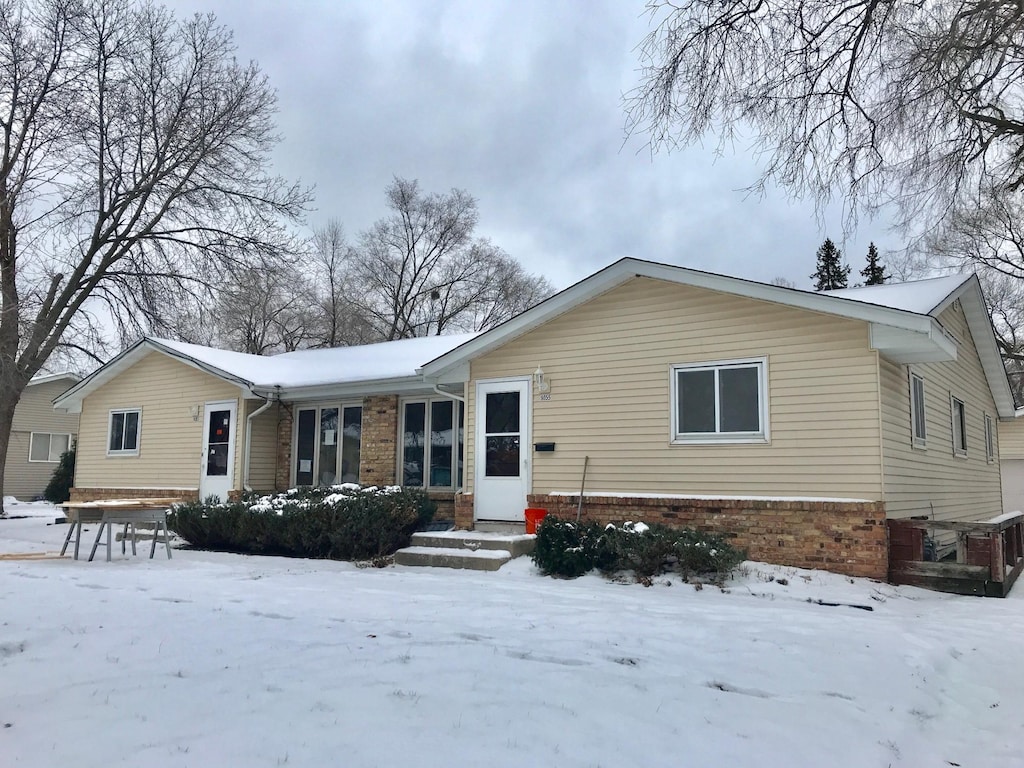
xmin=2 ymin=501 xmax=1023 ymax=767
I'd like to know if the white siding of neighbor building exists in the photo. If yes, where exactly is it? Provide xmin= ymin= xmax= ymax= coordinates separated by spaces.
xmin=466 ymin=276 xmax=886 ymax=502
xmin=5 ymin=378 xmax=80 ymax=500
xmin=74 ymin=351 xmax=247 ymax=492
xmin=879 ymin=301 xmax=1003 ymax=522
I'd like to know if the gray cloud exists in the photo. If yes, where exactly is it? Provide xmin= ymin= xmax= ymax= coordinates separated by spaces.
xmin=167 ymin=0 xmax=900 ymax=290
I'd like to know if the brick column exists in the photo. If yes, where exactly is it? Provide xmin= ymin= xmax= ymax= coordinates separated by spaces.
xmin=359 ymin=395 xmax=399 ymax=486
xmin=275 ymin=403 xmax=293 ymax=491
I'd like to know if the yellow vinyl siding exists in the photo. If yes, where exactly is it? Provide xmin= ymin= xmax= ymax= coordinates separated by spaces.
xmin=5 ymin=379 xmax=80 ymax=499
xmin=75 ymin=351 xmax=244 ymax=491
xmin=998 ymin=417 xmax=1024 ymax=459
xmin=467 ymin=277 xmax=884 ymax=500
xmin=245 ymin=400 xmax=280 ymax=491
xmin=879 ymin=302 xmax=1002 ymax=522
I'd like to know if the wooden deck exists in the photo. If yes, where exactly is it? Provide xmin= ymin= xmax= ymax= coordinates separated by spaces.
xmin=888 ymin=513 xmax=1024 ymax=597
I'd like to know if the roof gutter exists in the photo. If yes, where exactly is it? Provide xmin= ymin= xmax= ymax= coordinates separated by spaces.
xmin=243 ymin=386 xmax=279 ymax=492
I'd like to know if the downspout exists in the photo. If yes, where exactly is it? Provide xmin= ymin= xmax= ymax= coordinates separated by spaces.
xmin=243 ymin=386 xmax=280 ymax=492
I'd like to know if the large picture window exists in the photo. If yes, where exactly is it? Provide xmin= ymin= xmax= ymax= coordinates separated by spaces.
xmin=29 ymin=432 xmax=72 ymax=462
xmin=294 ymin=404 xmax=361 ymax=486
xmin=401 ymin=398 xmax=463 ymax=488
xmin=108 ymin=409 xmax=141 ymax=455
xmin=671 ymin=359 xmax=767 ymax=443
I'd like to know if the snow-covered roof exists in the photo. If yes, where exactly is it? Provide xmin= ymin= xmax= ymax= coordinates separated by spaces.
xmin=822 ymin=274 xmax=968 ymax=314
xmin=28 ymin=371 xmax=80 ymax=387
xmin=54 ymin=333 xmax=478 ymax=412
xmin=149 ymin=335 xmax=476 ymax=389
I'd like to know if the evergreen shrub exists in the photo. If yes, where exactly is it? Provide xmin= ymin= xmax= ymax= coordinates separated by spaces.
xmin=532 ymin=517 xmax=745 ymax=582
xmin=43 ymin=449 xmax=75 ymax=503
xmin=168 ymin=484 xmax=435 ymax=560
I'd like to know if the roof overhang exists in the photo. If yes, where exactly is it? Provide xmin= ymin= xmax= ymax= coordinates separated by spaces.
xmin=420 ymin=258 xmax=966 ymax=379
xmin=257 ymin=376 xmax=460 ymax=402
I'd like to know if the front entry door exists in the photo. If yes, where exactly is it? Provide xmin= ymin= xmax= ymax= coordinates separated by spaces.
xmin=475 ymin=379 xmax=530 ymax=522
xmin=199 ymin=401 xmax=237 ymax=502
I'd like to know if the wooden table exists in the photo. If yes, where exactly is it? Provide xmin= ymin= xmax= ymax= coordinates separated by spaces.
xmin=61 ymin=499 xmax=179 ymax=562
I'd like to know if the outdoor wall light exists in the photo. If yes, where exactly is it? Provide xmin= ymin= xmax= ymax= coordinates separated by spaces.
xmin=534 ymin=366 xmax=550 ymax=393
xmin=190 ymin=404 xmax=200 ymax=422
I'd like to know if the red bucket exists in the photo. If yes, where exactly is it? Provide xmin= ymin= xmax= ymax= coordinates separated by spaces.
xmin=524 ymin=508 xmax=548 ymax=535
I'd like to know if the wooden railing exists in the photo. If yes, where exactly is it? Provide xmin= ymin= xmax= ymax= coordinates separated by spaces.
xmin=888 ymin=512 xmax=1024 ymax=597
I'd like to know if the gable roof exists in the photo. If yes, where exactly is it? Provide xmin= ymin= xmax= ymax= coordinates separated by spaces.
xmin=419 ymin=258 xmax=1015 ymax=418
xmin=28 ymin=371 xmax=81 ymax=388
xmin=54 ymin=334 xmax=478 ymax=413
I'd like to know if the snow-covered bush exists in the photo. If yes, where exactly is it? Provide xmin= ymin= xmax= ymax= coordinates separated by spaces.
xmin=168 ymin=485 xmax=435 ymax=560
xmin=532 ymin=517 xmax=745 ymax=582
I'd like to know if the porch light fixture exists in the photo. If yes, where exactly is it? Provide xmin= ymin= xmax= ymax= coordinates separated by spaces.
xmin=190 ymin=405 xmax=200 ymax=422
xmin=534 ymin=366 xmax=550 ymax=393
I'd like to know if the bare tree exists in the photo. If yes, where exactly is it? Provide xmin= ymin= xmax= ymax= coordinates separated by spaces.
xmin=347 ymin=178 xmax=551 ymax=339
xmin=214 ymin=265 xmax=314 ymax=355
xmin=0 ymin=0 xmax=308 ymax=513
xmin=627 ymin=1 xmax=1024 ymax=234
xmin=309 ymin=220 xmax=375 ymax=347
xmin=769 ymin=277 xmax=795 ymax=289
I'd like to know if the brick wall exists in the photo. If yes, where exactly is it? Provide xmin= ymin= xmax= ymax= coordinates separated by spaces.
xmin=454 ymin=492 xmax=474 ymax=530
xmin=360 ymin=395 xmax=398 ymax=486
xmin=69 ymin=487 xmax=198 ymax=503
xmin=274 ymin=404 xmax=294 ymax=491
xmin=428 ymin=491 xmax=456 ymax=521
xmin=527 ymin=493 xmax=888 ymax=580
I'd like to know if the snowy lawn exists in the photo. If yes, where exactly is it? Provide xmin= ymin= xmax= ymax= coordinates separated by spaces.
xmin=2 ymin=501 xmax=1023 ymax=767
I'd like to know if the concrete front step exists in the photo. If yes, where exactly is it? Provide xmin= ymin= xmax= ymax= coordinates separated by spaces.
xmin=394 ymin=546 xmax=512 ymax=571
xmin=474 ymin=521 xmax=527 ymax=534
xmin=409 ymin=531 xmax=536 ymax=558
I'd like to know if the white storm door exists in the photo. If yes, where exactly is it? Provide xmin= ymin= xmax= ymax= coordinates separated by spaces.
xmin=475 ymin=379 xmax=530 ymax=522
xmin=199 ymin=401 xmax=237 ymax=502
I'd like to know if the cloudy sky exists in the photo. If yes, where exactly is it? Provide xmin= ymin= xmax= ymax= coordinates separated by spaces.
xmin=165 ymin=0 xmax=900 ymax=291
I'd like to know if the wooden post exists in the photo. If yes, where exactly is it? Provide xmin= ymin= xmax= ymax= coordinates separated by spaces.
xmin=991 ymin=532 xmax=1006 ymax=583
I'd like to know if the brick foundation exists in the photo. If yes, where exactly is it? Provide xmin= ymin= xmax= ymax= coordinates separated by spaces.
xmin=428 ymin=491 xmax=456 ymax=521
xmin=527 ymin=494 xmax=888 ymax=580
xmin=69 ymin=488 xmax=199 ymax=503
xmin=359 ymin=395 xmax=398 ymax=486
xmin=454 ymin=493 xmax=474 ymax=530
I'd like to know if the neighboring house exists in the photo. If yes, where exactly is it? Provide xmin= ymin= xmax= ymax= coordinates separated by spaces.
xmin=999 ymin=415 xmax=1024 ymax=514
xmin=54 ymin=259 xmax=1017 ymax=579
xmin=6 ymin=373 xmax=80 ymax=500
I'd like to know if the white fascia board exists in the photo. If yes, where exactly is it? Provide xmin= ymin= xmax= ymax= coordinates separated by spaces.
xmin=29 ymin=372 xmax=81 ymax=387
xmin=264 ymin=376 xmax=444 ymax=402
xmin=869 ymin=320 xmax=958 ymax=363
xmin=954 ymin=280 xmax=1017 ymax=418
xmin=420 ymin=257 xmax=937 ymax=378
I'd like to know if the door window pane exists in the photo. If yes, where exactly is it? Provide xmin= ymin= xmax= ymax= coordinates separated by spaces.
xmin=485 ymin=392 xmax=519 ymax=434
xmin=403 ymin=402 xmax=426 ymax=486
xmin=318 ymin=408 xmax=339 ymax=485
xmin=678 ymin=369 xmax=715 ymax=433
xmin=341 ymin=406 xmax=362 ymax=484
xmin=295 ymin=408 xmax=316 ymax=485
xmin=719 ymin=367 xmax=760 ymax=432
xmin=206 ymin=409 xmax=231 ymax=477
xmin=485 ymin=436 xmax=520 ymax=477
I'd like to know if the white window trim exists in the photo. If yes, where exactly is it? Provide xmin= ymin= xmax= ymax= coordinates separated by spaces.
xmin=107 ymin=408 xmax=142 ymax=457
xmin=950 ymin=395 xmax=967 ymax=458
xmin=984 ymin=413 xmax=995 ymax=464
xmin=909 ymin=371 xmax=927 ymax=449
xmin=291 ymin=401 xmax=363 ymax=487
xmin=670 ymin=357 xmax=769 ymax=445
xmin=398 ymin=396 xmax=463 ymax=490
xmin=28 ymin=432 xmax=73 ymax=463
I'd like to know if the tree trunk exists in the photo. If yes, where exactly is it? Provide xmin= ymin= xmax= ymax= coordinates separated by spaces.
xmin=0 ymin=390 xmax=21 ymax=517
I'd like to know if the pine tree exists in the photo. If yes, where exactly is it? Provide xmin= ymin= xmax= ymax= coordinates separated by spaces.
xmin=860 ymin=242 xmax=887 ymax=285
xmin=810 ymin=238 xmax=850 ymax=291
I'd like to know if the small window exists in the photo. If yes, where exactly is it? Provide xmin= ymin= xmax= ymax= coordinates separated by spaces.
xmin=671 ymin=359 xmax=767 ymax=443
xmin=984 ymin=414 xmax=995 ymax=463
xmin=29 ymin=432 xmax=71 ymax=462
xmin=909 ymin=372 xmax=926 ymax=447
xmin=950 ymin=397 xmax=967 ymax=457
xmin=108 ymin=409 xmax=141 ymax=455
